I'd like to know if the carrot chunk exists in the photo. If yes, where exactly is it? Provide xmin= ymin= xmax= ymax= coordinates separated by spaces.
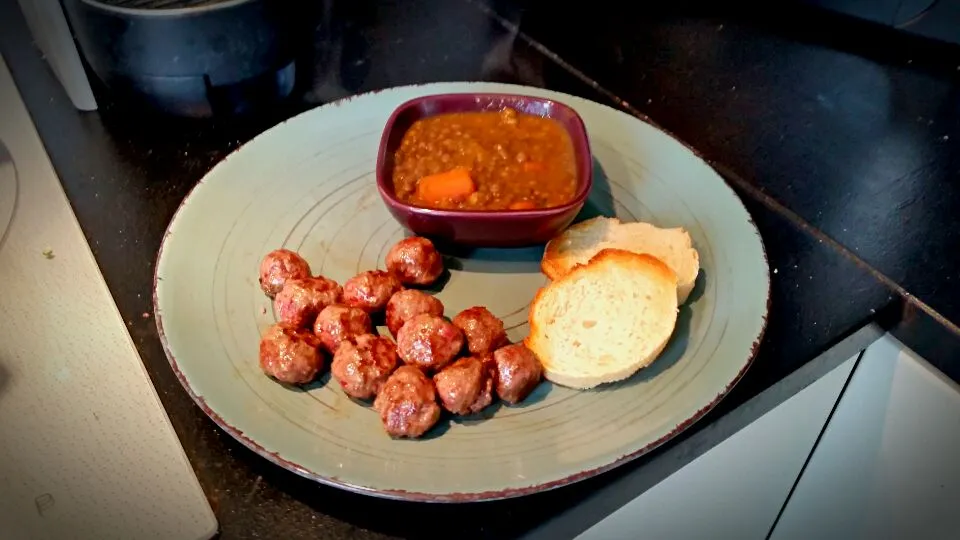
xmin=416 ymin=167 xmax=476 ymax=203
xmin=508 ymin=201 xmax=536 ymax=210
xmin=522 ymin=162 xmax=546 ymax=173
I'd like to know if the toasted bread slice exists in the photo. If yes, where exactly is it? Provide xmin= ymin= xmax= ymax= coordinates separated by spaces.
xmin=542 ymin=217 xmax=700 ymax=304
xmin=525 ymin=249 xmax=679 ymax=389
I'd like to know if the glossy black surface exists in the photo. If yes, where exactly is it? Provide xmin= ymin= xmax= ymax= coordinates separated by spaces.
xmin=485 ymin=0 xmax=960 ymax=327
xmin=0 ymin=0 xmax=956 ymax=538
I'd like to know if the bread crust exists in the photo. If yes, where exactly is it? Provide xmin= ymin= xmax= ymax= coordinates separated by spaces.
xmin=540 ymin=217 xmax=619 ymax=280
xmin=541 ymin=217 xmax=699 ymax=304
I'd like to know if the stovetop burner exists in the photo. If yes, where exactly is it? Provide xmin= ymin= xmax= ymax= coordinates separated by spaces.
xmin=93 ymin=0 xmax=233 ymax=9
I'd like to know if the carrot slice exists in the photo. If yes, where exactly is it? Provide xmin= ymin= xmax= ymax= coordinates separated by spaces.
xmin=416 ymin=167 xmax=476 ymax=203
xmin=508 ymin=201 xmax=536 ymax=210
xmin=522 ymin=162 xmax=546 ymax=173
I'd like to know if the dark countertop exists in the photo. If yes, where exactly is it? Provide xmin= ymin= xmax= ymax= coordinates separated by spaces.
xmin=485 ymin=0 xmax=960 ymax=325
xmin=1 ymin=0 xmax=958 ymax=538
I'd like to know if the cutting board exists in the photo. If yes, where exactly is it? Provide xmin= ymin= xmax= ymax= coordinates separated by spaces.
xmin=0 ymin=54 xmax=217 ymax=539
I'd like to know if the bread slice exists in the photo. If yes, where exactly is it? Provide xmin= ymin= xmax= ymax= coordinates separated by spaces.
xmin=525 ymin=249 xmax=679 ymax=389
xmin=542 ymin=217 xmax=700 ymax=304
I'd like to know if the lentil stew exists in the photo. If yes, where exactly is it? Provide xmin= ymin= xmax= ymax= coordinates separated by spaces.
xmin=391 ymin=108 xmax=579 ymax=211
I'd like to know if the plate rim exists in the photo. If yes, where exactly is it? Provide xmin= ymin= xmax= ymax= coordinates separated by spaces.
xmin=152 ymin=82 xmax=770 ymax=502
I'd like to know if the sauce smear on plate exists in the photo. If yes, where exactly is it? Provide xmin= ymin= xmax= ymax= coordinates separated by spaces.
xmin=392 ymin=108 xmax=578 ymax=210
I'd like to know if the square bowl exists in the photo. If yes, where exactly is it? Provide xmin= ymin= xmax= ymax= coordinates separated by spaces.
xmin=375 ymin=93 xmax=593 ymax=247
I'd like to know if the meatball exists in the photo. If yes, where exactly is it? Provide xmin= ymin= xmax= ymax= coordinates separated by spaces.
xmin=396 ymin=314 xmax=464 ymax=371
xmin=259 ymin=323 xmax=324 ymax=384
xmin=342 ymin=270 xmax=403 ymax=313
xmin=331 ymin=334 xmax=399 ymax=399
xmin=313 ymin=304 xmax=372 ymax=354
xmin=433 ymin=356 xmax=495 ymax=415
xmin=452 ymin=306 xmax=508 ymax=356
xmin=386 ymin=237 xmax=444 ymax=286
xmin=259 ymin=249 xmax=311 ymax=297
xmin=274 ymin=276 xmax=342 ymax=328
xmin=492 ymin=343 xmax=543 ymax=404
xmin=374 ymin=366 xmax=441 ymax=438
xmin=385 ymin=289 xmax=445 ymax=337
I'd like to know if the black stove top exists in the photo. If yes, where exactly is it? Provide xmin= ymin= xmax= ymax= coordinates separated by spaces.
xmin=92 ymin=0 xmax=233 ymax=10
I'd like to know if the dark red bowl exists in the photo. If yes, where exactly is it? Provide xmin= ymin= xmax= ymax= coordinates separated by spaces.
xmin=375 ymin=93 xmax=593 ymax=247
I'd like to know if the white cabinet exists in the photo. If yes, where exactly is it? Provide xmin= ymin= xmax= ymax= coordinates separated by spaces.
xmin=770 ymin=335 xmax=960 ymax=540
xmin=577 ymin=354 xmax=857 ymax=540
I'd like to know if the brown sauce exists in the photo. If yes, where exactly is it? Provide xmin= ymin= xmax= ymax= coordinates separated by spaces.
xmin=392 ymin=108 xmax=578 ymax=211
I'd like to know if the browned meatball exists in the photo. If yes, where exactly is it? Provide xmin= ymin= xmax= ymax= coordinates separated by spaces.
xmin=385 ymin=289 xmax=444 ymax=337
xmin=452 ymin=306 xmax=508 ymax=356
xmin=331 ymin=334 xmax=399 ymax=399
xmin=274 ymin=276 xmax=342 ymax=328
xmin=433 ymin=356 xmax=495 ymax=415
xmin=396 ymin=314 xmax=464 ymax=371
xmin=342 ymin=270 xmax=403 ymax=313
xmin=373 ymin=366 xmax=441 ymax=438
xmin=259 ymin=323 xmax=324 ymax=384
xmin=259 ymin=249 xmax=311 ymax=297
xmin=386 ymin=237 xmax=444 ymax=286
xmin=493 ymin=343 xmax=543 ymax=404
xmin=313 ymin=304 xmax=372 ymax=354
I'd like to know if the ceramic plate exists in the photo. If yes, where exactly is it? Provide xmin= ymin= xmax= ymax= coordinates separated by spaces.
xmin=154 ymin=82 xmax=769 ymax=501
xmin=0 ymin=141 xmax=17 ymax=247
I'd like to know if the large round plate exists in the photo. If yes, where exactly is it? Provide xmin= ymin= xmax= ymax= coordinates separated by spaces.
xmin=0 ymin=141 xmax=17 ymax=250
xmin=154 ymin=82 xmax=768 ymax=501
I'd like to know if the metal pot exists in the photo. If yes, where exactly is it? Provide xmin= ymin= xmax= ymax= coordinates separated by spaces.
xmin=63 ymin=0 xmax=308 ymax=117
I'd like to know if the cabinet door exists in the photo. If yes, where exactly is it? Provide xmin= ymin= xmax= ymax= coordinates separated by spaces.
xmin=771 ymin=335 xmax=960 ymax=540
xmin=577 ymin=355 xmax=857 ymax=540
